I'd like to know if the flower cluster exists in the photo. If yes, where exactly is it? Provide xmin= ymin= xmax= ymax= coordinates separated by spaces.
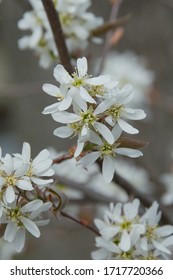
xmin=92 ymin=199 xmax=173 ymax=260
xmin=0 ymin=143 xmax=54 ymax=252
xmin=18 ymin=0 xmax=103 ymax=68
xmin=43 ymin=57 xmax=146 ymax=183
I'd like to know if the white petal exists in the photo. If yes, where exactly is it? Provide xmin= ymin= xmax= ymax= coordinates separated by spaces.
xmin=33 ymin=159 xmax=52 ymax=174
xmin=42 ymin=103 xmax=59 ymax=115
xmin=53 ymin=64 xmax=72 ymax=84
xmin=33 ymin=149 xmax=50 ymax=165
xmin=87 ymin=75 xmax=110 ymax=85
xmin=22 ymin=142 xmax=31 ymax=162
xmin=58 ymin=95 xmax=72 ymax=111
xmin=79 ymin=87 xmax=96 ymax=103
xmin=118 ymin=119 xmax=139 ymax=134
xmin=89 ymin=131 xmax=103 ymax=145
xmin=77 ymin=57 xmax=87 ymax=77
xmin=119 ymin=231 xmax=131 ymax=252
xmin=20 ymin=217 xmax=40 ymax=238
xmin=16 ymin=180 xmax=33 ymax=191
xmin=42 ymin=83 xmax=62 ymax=97
xmin=31 ymin=177 xmax=53 ymax=186
xmin=52 ymin=112 xmax=81 ymax=123
xmin=14 ymin=164 xmax=29 ymax=177
xmin=102 ymin=156 xmax=115 ymax=183
xmin=111 ymin=125 xmax=122 ymax=141
xmin=5 ymin=186 xmax=15 ymax=203
xmin=156 ymin=226 xmax=173 ymax=237
xmin=4 ymin=222 xmax=18 ymax=242
xmin=123 ymin=109 xmax=146 ymax=120
xmin=74 ymin=141 xmax=84 ymax=157
xmin=94 ymin=122 xmax=114 ymax=144
xmin=116 ymin=148 xmax=143 ymax=158
xmin=100 ymin=226 xmax=119 ymax=240
xmin=94 ymin=99 xmax=113 ymax=115
xmin=123 ymin=199 xmax=140 ymax=220
xmin=53 ymin=126 xmax=73 ymax=138
xmin=79 ymin=151 xmax=100 ymax=168
xmin=21 ymin=199 xmax=43 ymax=213
xmin=13 ymin=229 xmax=25 ymax=252
xmin=152 ymin=240 xmax=171 ymax=254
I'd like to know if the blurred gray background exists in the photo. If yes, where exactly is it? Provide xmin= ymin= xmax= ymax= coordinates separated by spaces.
xmin=1 ymin=0 xmax=173 ymax=259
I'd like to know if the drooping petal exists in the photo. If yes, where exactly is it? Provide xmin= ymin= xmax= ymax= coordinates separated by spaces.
xmin=74 ymin=141 xmax=84 ymax=158
xmin=13 ymin=228 xmax=25 ymax=252
xmin=118 ymin=119 xmax=139 ymax=134
xmin=119 ymin=231 xmax=131 ymax=252
xmin=79 ymin=87 xmax=96 ymax=103
xmin=79 ymin=151 xmax=100 ymax=168
xmin=4 ymin=222 xmax=18 ymax=242
xmin=94 ymin=122 xmax=114 ymax=144
xmin=102 ymin=156 xmax=115 ymax=183
xmin=31 ymin=177 xmax=53 ymax=186
xmin=20 ymin=217 xmax=40 ymax=238
xmin=5 ymin=186 xmax=15 ymax=203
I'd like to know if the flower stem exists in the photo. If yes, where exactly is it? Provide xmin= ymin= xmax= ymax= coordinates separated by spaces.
xmin=41 ymin=0 xmax=73 ymax=74
xmin=61 ymin=211 xmax=100 ymax=236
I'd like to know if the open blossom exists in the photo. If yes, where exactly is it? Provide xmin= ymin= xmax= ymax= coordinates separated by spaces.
xmin=0 ymin=154 xmax=32 ymax=203
xmin=53 ymin=57 xmax=110 ymax=105
xmin=79 ymin=126 xmax=143 ymax=183
xmin=95 ymin=84 xmax=146 ymax=134
xmin=14 ymin=142 xmax=54 ymax=187
xmin=18 ymin=0 xmax=103 ymax=68
xmin=1 ymin=199 xmax=51 ymax=252
xmin=53 ymin=103 xmax=115 ymax=157
xmin=92 ymin=200 xmax=173 ymax=260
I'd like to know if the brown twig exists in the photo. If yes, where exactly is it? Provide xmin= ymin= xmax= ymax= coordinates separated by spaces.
xmin=41 ymin=0 xmax=73 ymax=74
xmin=61 ymin=211 xmax=100 ymax=236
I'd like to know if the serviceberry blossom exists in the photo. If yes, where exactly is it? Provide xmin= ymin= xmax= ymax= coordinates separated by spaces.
xmin=95 ymin=84 xmax=146 ymax=134
xmin=1 ymin=199 xmax=52 ymax=252
xmin=18 ymin=0 xmax=103 ymax=68
xmin=79 ymin=126 xmax=143 ymax=183
xmin=53 ymin=57 xmax=110 ymax=105
xmin=14 ymin=142 xmax=54 ymax=188
xmin=160 ymin=172 xmax=173 ymax=205
xmin=92 ymin=200 xmax=173 ymax=260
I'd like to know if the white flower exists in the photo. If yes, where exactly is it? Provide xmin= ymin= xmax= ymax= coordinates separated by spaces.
xmin=92 ymin=200 xmax=173 ymax=260
xmin=14 ymin=142 xmax=54 ymax=188
xmin=95 ymin=84 xmax=146 ymax=134
xmin=53 ymin=103 xmax=115 ymax=157
xmin=140 ymin=201 xmax=173 ymax=256
xmin=53 ymin=57 xmax=110 ymax=105
xmin=18 ymin=0 xmax=103 ymax=68
xmin=0 ymin=154 xmax=32 ymax=203
xmin=92 ymin=199 xmax=145 ymax=259
xmin=102 ymin=51 xmax=155 ymax=107
xmin=79 ymin=126 xmax=143 ymax=183
xmin=2 ymin=199 xmax=52 ymax=252
xmin=42 ymin=84 xmax=71 ymax=114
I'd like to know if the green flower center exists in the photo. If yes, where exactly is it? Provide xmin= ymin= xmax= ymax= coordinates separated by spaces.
xmin=145 ymin=225 xmax=157 ymax=240
xmin=5 ymin=175 xmax=17 ymax=186
xmin=89 ymin=85 xmax=105 ymax=97
xmin=80 ymin=111 xmax=98 ymax=125
xmin=100 ymin=142 xmax=114 ymax=156
xmin=107 ymin=105 xmax=123 ymax=119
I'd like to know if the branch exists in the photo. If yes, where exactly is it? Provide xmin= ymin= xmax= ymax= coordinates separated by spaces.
xmin=41 ymin=0 xmax=73 ymax=74
xmin=61 ymin=211 xmax=100 ymax=236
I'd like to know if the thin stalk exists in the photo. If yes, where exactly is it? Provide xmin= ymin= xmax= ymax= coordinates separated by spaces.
xmin=41 ymin=0 xmax=73 ymax=73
